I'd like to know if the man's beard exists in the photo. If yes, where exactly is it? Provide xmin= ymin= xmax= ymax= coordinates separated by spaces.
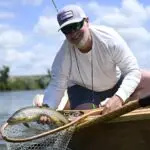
xmin=75 ymin=30 xmax=90 ymax=49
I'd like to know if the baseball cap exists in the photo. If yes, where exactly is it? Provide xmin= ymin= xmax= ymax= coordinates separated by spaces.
xmin=57 ymin=5 xmax=87 ymax=30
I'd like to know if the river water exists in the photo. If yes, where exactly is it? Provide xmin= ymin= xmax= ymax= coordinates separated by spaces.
xmin=0 ymin=90 xmax=44 ymax=125
xmin=0 ymin=90 xmax=44 ymax=149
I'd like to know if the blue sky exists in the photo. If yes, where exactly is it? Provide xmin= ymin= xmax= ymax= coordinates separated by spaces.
xmin=0 ymin=0 xmax=150 ymax=75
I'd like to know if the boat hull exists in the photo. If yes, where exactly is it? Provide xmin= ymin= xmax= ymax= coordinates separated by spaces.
xmin=68 ymin=108 xmax=150 ymax=150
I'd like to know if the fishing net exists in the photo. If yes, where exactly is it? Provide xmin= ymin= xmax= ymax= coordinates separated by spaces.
xmin=1 ymin=121 xmax=75 ymax=150
xmin=1 ymin=105 xmax=102 ymax=150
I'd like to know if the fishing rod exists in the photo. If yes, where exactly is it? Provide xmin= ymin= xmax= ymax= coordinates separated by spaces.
xmin=51 ymin=0 xmax=59 ymax=12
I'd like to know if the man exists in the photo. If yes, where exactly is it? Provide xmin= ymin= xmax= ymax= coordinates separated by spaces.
xmin=34 ymin=4 xmax=150 ymax=120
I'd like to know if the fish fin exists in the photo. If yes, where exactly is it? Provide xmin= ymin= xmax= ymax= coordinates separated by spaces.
xmin=23 ymin=123 xmax=30 ymax=128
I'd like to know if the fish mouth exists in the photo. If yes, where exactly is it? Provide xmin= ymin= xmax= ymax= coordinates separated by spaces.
xmin=7 ymin=119 xmax=18 ymax=125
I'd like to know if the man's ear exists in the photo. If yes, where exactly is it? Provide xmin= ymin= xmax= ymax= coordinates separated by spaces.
xmin=84 ymin=17 xmax=89 ymax=27
xmin=85 ymin=17 xmax=89 ymax=23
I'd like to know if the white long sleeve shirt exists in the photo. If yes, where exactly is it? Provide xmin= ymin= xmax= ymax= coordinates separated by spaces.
xmin=43 ymin=25 xmax=141 ymax=109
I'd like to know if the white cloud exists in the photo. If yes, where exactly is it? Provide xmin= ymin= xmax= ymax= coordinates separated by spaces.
xmin=128 ymin=42 xmax=150 ymax=69
xmin=0 ymin=24 xmax=10 ymax=31
xmin=122 ymin=0 xmax=147 ymax=18
xmin=32 ymin=43 xmax=58 ymax=64
xmin=23 ymin=0 xmax=43 ymax=6
xmin=33 ymin=16 xmax=60 ymax=36
xmin=0 ymin=1 xmax=12 ymax=8
xmin=1 ymin=0 xmax=150 ymax=75
xmin=146 ymin=6 xmax=150 ymax=15
xmin=6 ymin=49 xmax=33 ymax=62
xmin=84 ymin=0 xmax=150 ymax=69
xmin=8 ymin=45 xmax=55 ymax=75
xmin=0 ymin=42 xmax=61 ymax=75
xmin=3 ymin=49 xmax=35 ymax=75
xmin=87 ymin=0 xmax=150 ymax=28
xmin=0 ymin=12 xmax=15 ymax=19
xmin=118 ymin=27 xmax=150 ymax=42
xmin=0 ymin=30 xmax=25 ymax=49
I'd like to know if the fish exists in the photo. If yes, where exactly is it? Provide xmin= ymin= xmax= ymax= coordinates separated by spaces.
xmin=7 ymin=106 xmax=69 ymax=126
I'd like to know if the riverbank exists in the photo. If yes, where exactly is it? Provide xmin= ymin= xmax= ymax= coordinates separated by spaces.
xmin=0 ymin=65 xmax=51 ymax=91
xmin=0 ymin=74 xmax=50 ymax=91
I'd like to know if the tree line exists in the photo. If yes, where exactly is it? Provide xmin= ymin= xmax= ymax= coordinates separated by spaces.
xmin=0 ymin=65 xmax=51 ymax=91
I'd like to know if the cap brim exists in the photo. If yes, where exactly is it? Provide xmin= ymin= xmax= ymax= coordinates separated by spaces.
xmin=58 ymin=18 xmax=83 ymax=31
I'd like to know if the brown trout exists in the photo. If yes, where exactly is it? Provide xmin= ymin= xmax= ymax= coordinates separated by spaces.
xmin=7 ymin=106 xmax=69 ymax=126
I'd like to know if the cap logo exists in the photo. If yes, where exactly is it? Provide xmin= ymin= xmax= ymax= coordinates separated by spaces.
xmin=58 ymin=10 xmax=73 ymax=25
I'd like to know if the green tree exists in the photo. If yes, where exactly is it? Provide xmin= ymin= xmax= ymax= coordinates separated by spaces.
xmin=47 ymin=68 xmax=51 ymax=78
xmin=0 ymin=65 xmax=10 ymax=90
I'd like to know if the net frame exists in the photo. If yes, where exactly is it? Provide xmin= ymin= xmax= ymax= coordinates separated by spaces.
xmin=1 ymin=121 xmax=75 ymax=150
xmin=1 ymin=108 xmax=103 ymax=143
xmin=0 ymin=108 xmax=103 ymax=150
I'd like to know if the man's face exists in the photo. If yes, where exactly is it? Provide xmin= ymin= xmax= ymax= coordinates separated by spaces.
xmin=61 ymin=19 xmax=90 ymax=48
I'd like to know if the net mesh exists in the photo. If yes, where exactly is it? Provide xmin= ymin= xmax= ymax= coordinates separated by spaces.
xmin=2 ymin=121 xmax=75 ymax=150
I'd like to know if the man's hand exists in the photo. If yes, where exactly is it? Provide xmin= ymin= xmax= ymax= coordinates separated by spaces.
xmin=33 ymin=94 xmax=51 ymax=124
xmin=33 ymin=94 xmax=44 ymax=107
xmin=101 ymin=95 xmax=124 ymax=115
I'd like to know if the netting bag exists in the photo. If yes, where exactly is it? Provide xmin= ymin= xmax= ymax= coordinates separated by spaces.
xmin=1 ymin=106 xmax=103 ymax=150
xmin=1 ymin=121 xmax=75 ymax=150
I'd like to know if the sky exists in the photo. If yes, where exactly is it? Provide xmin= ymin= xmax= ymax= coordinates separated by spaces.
xmin=0 ymin=0 xmax=150 ymax=76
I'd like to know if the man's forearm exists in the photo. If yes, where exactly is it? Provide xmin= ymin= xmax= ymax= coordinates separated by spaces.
xmin=115 ymin=69 xmax=141 ymax=102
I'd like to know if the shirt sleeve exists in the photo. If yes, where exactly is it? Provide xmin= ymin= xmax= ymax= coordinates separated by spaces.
xmin=109 ymin=37 xmax=141 ymax=102
xmin=43 ymin=41 xmax=71 ymax=109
